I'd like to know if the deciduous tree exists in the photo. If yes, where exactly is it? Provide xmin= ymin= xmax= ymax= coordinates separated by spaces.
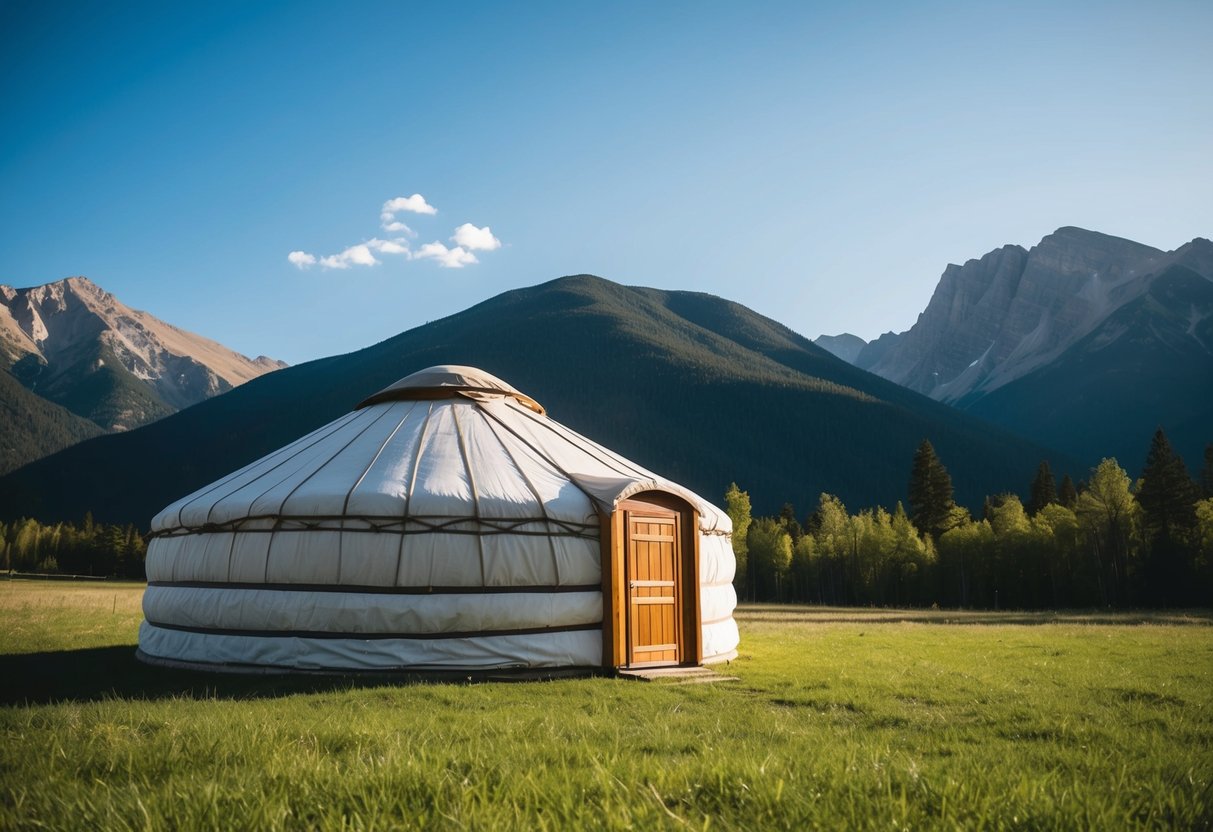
xmin=1201 ymin=443 xmax=1213 ymax=499
xmin=1076 ymin=458 xmax=1141 ymax=606
xmin=747 ymin=517 xmax=792 ymax=600
xmin=725 ymin=482 xmax=752 ymax=598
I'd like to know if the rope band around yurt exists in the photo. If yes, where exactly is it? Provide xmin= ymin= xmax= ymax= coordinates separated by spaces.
xmin=146 ymin=580 xmax=601 ymax=595
xmin=148 ymin=514 xmax=601 ymax=540
xmin=143 ymin=620 xmax=601 ymax=641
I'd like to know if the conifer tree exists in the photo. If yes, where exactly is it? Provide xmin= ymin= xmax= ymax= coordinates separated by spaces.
xmin=908 ymin=440 xmax=957 ymax=540
xmin=778 ymin=502 xmax=803 ymax=543
xmin=1137 ymin=429 xmax=1199 ymax=603
xmin=1137 ymin=429 xmax=1199 ymax=541
xmin=1028 ymin=461 xmax=1058 ymax=515
xmin=1058 ymin=474 xmax=1078 ymax=509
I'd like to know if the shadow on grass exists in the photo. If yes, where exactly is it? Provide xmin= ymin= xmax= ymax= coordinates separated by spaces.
xmin=2 ymin=646 xmax=601 ymax=706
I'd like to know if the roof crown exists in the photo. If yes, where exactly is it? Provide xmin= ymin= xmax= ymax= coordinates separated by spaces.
xmin=357 ymin=365 xmax=545 ymax=413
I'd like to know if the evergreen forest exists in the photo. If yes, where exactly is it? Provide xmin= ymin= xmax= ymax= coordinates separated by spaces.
xmin=729 ymin=430 xmax=1213 ymax=609
xmin=1 ymin=514 xmax=146 ymax=579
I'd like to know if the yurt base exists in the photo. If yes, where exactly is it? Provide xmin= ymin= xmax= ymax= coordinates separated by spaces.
xmin=134 ymin=649 xmax=605 ymax=682
xmin=136 ymin=648 xmax=738 ymax=684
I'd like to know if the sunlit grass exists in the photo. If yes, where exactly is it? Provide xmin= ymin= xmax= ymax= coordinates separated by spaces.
xmin=2 ymin=581 xmax=1210 ymax=830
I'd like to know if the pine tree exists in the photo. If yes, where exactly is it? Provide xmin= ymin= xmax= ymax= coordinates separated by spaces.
xmin=1138 ymin=429 xmax=1200 ymax=540
xmin=1028 ymin=461 xmax=1058 ymax=515
xmin=1136 ymin=428 xmax=1200 ymax=604
xmin=908 ymin=440 xmax=958 ymax=541
xmin=1058 ymin=474 xmax=1078 ymax=509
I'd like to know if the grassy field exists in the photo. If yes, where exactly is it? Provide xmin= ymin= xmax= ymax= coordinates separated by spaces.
xmin=2 ymin=580 xmax=1211 ymax=830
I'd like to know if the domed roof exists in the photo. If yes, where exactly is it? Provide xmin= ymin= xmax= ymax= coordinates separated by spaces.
xmin=150 ymin=366 xmax=728 ymax=535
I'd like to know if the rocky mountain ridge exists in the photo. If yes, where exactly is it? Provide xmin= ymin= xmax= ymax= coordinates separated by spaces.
xmin=812 ymin=333 xmax=867 ymax=363
xmin=0 ymin=276 xmax=285 ymax=431
xmin=0 ymin=275 xmax=286 ymax=473
xmin=816 ymin=227 xmax=1213 ymax=467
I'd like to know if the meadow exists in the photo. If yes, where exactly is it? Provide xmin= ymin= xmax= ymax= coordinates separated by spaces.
xmin=1 ymin=580 xmax=1210 ymax=830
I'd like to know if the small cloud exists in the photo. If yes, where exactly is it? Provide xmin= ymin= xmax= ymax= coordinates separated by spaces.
xmin=367 ymin=237 xmax=410 ymax=255
xmin=319 ymin=244 xmax=379 ymax=269
xmin=451 ymin=223 xmax=501 ymax=251
xmin=383 ymin=194 xmax=437 ymax=215
xmin=287 ymin=251 xmax=317 ymax=268
xmin=381 ymin=193 xmax=436 ymax=232
xmin=292 ymin=193 xmax=500 ymax=274
xmin=414 ymin=241 xmax=478 ymax=268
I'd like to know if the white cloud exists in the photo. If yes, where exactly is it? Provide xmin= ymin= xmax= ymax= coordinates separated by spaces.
xmin=383 ymin=194 xmax=437 ymax=215
xmin=381 ymin=193 xmax=436 ymax=232
xmin=288 ymin=250 xmax=316 ymax=268
xmin=291 ymin=193 xmax=501 ymax=274
xmin=451 ymin=223 xmax=501 ymax=251
xmin=367 ymin=237 xmax=410 ymax=255
xmin=414 ymin=241 xmax=478 ymax=268
xmin=319 ymin=244 xmax=379 ymax=269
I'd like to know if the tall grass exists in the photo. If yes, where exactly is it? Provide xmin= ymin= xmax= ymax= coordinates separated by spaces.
xmin=2 ymin=582 xmax=1210 ymax=830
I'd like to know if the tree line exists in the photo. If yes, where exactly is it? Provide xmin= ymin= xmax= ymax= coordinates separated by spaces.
xmin=1 ymin=514 xmax=147 ymax=579
xmin=727 ymin=429 xmax=1213 ymax=609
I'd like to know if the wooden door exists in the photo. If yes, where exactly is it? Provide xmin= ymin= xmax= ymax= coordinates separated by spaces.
xmin=625 ymin=509 xmax=681 ymax=666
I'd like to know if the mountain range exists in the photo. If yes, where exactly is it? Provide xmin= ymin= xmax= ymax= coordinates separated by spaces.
xmin=6 ymin=226 xmax=1206 ymax=528
xmin=0 ymin=275 xmax=1065 ymax=527
xmin=815 ymin=228 xmax=1213 ymax=468
xmin=0 ymin=276 xmax=285 ymax=473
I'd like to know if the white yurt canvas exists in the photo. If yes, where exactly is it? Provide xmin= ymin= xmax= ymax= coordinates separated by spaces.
xmin=138 ymin=365 xmax=739 ymax=672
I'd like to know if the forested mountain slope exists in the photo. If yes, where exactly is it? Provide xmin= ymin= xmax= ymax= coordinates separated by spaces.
xmin=0 ymin=275 xmax=1066 ymax=526
xmin=0 ymin=276 xmax=286 ymax=471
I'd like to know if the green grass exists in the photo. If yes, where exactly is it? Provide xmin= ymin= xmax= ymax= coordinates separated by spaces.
xmin=2 ymin=581 xmax=1211 ymax=830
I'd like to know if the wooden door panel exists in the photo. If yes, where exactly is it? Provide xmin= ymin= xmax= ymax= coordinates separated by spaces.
xmin=626 ymin=512 xmax=680 ymax=666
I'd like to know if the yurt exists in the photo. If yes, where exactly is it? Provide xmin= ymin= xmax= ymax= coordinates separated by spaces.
xmin=137 ymin=365 xmax=739 ymax=672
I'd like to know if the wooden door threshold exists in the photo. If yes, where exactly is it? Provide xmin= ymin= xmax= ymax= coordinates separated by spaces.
xmin=617 ymin=665 xmax=738 ymax=684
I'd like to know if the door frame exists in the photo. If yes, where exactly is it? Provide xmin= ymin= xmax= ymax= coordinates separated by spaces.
xmin=600 ymin=490 xmax=701 ymax=669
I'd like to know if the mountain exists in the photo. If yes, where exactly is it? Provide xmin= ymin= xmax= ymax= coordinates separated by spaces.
xmin=823 ymin=228 xmax=1213 ymax=468
xmin=812 ymin=333 xmax=867 ymax=363
xmin=964 ymin=263 xmax=1213 ymax=468
xmin=0 ymin=276 xmax=286 ymax=472
xmin=865 ymin=228 xmax=1177 ymax=401
xmin=0 ymin=370 xmax=104 ymax=474
xmin=854 ymin=331 xmax=903 ymax=371
xmin=0 ymin=275 xmax=1070 ymax=528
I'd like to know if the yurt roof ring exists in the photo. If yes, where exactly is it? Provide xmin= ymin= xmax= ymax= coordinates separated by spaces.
xmin=355 ymin=365 xmax=546 ymax=414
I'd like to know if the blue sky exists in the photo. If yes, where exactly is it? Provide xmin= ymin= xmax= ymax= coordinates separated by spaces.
xmin=2 ymin=0 xmax=1210 ymax=364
